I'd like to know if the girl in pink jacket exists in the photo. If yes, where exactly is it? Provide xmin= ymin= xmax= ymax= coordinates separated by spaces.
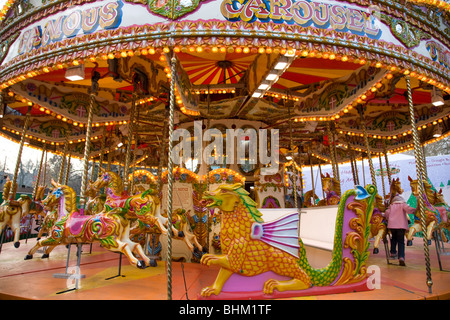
xmin=384 ymin=193 xmax=416 ymax=266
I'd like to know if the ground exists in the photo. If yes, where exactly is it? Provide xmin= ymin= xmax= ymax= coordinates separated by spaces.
xmin=0 ymin=237 xmax=449 ymax=300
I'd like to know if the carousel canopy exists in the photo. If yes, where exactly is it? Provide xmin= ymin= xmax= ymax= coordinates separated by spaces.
xmin=0 ymin=0 xmax=449 ymax=171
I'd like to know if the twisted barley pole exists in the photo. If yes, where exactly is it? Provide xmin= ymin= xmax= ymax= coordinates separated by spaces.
xmin=383 ymin=141 xmax=392 ymax=185
xmin=79 ymin=79 xmax=97 ymax=210
xmin=326 ymin=122 xmax=338 ymax=180
xmin=359 ymin=108 xmax=377 ymax=187
xmin=378 ymin=154 xmax=386 ymax=200
xmin=123 ymin=92 xmax=136 ymax=193
xmin=10 ymin=108 xmax=31 ymax=200
xmin=405 ymin=75 xmax=432 ymax=294
xmin=288 ymin=104 xmax=298 ymax=210
xmin=64 ymin=153 xmax=71 ymax=185
xmin=166 ymin=53 xmax=177 ymax=300
xmin=58 ymin=135 xmax=69 ymax=184
xmin=32 ymin=146 xmax=46 ymax=201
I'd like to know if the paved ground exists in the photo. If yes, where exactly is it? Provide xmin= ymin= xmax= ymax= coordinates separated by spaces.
xmin=0 ymin=237 xmax=448 ymax=300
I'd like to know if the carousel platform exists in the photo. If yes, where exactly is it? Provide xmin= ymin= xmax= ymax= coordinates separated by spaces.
xmin=0 ymin=238 xmax=449 ymax=301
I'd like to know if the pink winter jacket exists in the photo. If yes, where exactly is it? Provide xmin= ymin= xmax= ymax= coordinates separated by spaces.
xmin=384 ymin=195 xmax=416 ymax=230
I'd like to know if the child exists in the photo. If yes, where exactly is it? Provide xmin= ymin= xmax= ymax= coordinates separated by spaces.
xmin=384 ymin=186 xmax=415 ymax=266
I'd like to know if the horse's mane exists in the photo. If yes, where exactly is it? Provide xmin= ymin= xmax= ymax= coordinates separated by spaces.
xmin=375 ymin=194 xmax=385 ymax=211
xmin=61 ymin=185 xmax=77 ymax=214
xmin=105 ymin=171 xmax=124 ymax=194
xmin=389 ymin=178 xmax=401 ymax=204
xmin=422 ymin=180 xmax=434 ymax=200
xmin=332 ymin=177 xmax=341 ymax=197
xmin=409 ymin=177 xmax=434 ymax=201
xmin=2 ymin=181 xmax=11 ymax=200
xmin=217 ymin=183 xmax=263 ymax=223
xmin=321 ymin=174 xmax=341 ymax=197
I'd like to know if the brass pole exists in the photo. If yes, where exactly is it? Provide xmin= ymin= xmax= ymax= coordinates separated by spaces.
xmin=166 ymin=52 xmax=177 ymax=300
xmin=331 ymin=126 xmax=340 ymax=188
xmin=326 ymin=122 xmax=337 ymax=180
xmin=79 ymin=72 xmax=99 ymax=210
xmin=10 ymin=107 xmax=32 ymax=200
xmin=358 ymin=107 xmax=377 ymax=187
xmin=318 ymin=161 xmax=325 ymax=200
xmin=157 ymin=114 xmax=168 ymax=193
xmin=421 ymin=145 xmax=428 ymax=182
xmin=64 ymin=153 xmax=71 ymax=185
xmin=124 ymin=92 xmax=137 ymax=193
xmin=32 ymin=146 xmax=46 ymax=201
xmin=58 ymin=136 xmax=69 ymax=184
xmin=288 ymin=104 xmax=298 ymax=209
xmin=350 ymin=151 xmax=358 ymax=185
xmin=346 ymin=136 xmax=358 ymax=185
xmin=383 ymin=141 xmax=392 ymax=185
xmin=361 ymin=153 xmax=366 ymax=186
xmin=90 ymin=159 xmax=96 ymax=182
xmin=98 ymin=126 xmax=107 ymax=171
xmin=378 ymin=153 xmax=386 ymax=200
xmin=308 ymin=150 xmax=315 ymax=206
xmin=405 ymin=75 xmax=432 ymax=294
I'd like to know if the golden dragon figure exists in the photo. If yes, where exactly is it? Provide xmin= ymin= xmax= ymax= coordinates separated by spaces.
xmin=200 ymin=183 xmax=377 ymax=299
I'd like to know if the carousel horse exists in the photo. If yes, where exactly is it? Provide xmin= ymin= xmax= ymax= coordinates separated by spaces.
xmin=406 ymin=176 xmax=443 ymax=246
xmin=24 ymin=181 xmax=165 ymax=268
xmin=86 ymin=179 xmax=106 ymax=215
xmin=91 ymin=169 xmax=178 ymax=236
xmin=431 ymin=189 xmax=450 ymax=241
xmin=130 ymin=208 xmax=206 ymax=258
xmin=303 ymin=190 xmax=319 ymax=208
xmin=369 ymin=193 xmax=387 ymax=254
xmin=28 ymin=185 xmax=46 ymax=219
xmin=319 ymin=173 xmax=340 ymax=206
xmin=36 ymin=187 xmax=59 ymax=240
xmin=163 ymin=208 xmax=206 ymax=255
xmin=93 ymin=169 xmax=205 ymax=256
xmin=0 ymin=181 xmax=33 ymax=248
xmin=369 ymin=178 xmax=405 ymax=254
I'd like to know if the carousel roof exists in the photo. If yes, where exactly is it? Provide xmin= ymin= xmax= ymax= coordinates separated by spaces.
xmin=0 ymin=0 xmax=449 ymax=170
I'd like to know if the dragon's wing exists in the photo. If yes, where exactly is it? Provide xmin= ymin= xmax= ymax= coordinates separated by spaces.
xmin=251 ymin=213 xmax=300 ymax=258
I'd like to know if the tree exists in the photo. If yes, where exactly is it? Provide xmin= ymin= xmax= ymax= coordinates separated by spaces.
xmin=404 ymin=136 xmax=450 ymax=157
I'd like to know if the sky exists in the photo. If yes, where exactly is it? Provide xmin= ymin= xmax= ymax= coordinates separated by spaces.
xmin=0 ymin=136 xmax=46 ymax=173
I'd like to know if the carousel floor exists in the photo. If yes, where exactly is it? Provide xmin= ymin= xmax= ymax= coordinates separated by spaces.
xmin=0 ymin=238 xmax=449 ymax=301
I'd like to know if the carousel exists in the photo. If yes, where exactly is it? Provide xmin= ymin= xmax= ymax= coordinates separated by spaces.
xmin=0 ymin=0 xmax=449 ymax=300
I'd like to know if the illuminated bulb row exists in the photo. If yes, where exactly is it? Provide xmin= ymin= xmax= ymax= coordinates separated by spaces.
xmin=202 ymin=168 xmax=246 ymax=184
xmin=162 ymin=67 xmax=201 ymax=116
xmin=192 ymin=89 xmax=236 ymax=95
xmin=295 ymin=116 xmax=337 ymax=122
xmin=0 ymin=131 xmax=89 ymax=161
xmin=135 ymin=155 xmax=149 ymax=165
xmin=1 ymin=45 xmax=450 ymax=102
xmin=0 ymin=0 xmax=14 ymax=23
xmin=137 ymin=97 xmax=156 ymax=105
xmin=265 ymin=92 xmax=300 ymax=101
xmin=1 ymin=125 xmax=102 ymax=145
xmin=411 ymin=0 xmax=450 ymax=10
xmin=128 ymin=168 xmax=157 ymax=182
xmin=166 ymin=167 xmax=201 ymax=181
xmin=6 ymin=93 xmax=129 ymax=128
xmin=338 ymin=115 xmax=449 ymax=140
xmin=310 ymin=153 xmax=331 ymax=164
xmin=38 ymin=105 xmax=127 ymax=128
xmin=293 ymin=76 xmax=389 ymax=123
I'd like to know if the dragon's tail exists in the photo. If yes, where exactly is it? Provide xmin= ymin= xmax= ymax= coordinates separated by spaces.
xmin=297 ymin=185 xmax=376 ymax=287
